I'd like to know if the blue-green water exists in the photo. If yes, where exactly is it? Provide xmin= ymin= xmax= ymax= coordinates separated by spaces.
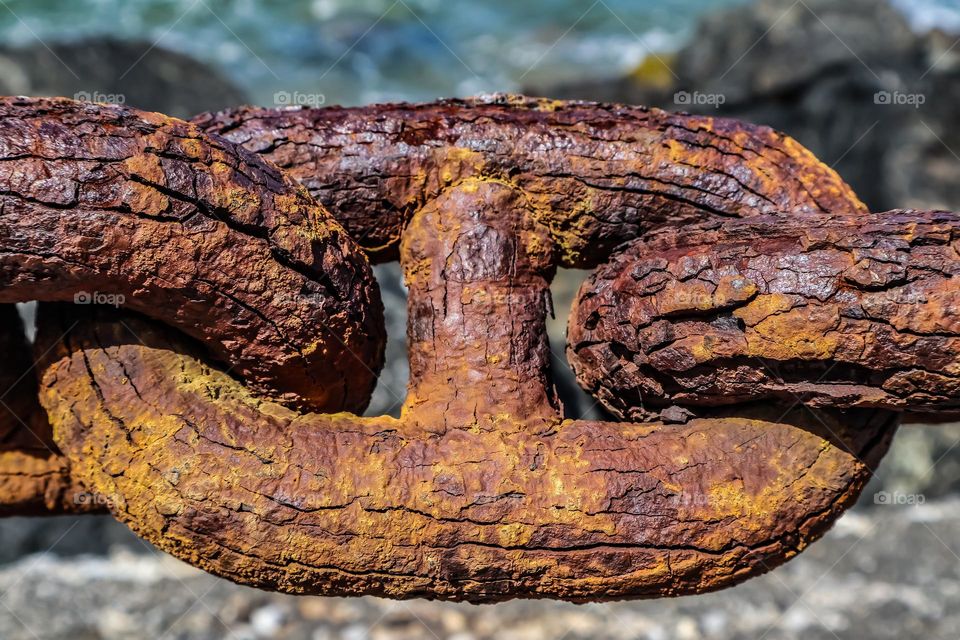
xmin=0 ymin=0 xmax=956 ymax=105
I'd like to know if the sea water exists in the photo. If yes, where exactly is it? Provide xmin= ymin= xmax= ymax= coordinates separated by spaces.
xmin=0 ymin=0 xmax=954 ymax=106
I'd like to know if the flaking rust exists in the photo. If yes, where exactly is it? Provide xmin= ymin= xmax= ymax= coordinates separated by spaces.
xmin=568 ymin=211 xmax=960 ymax=421
xmin=0 ymin=95 xmax=955 ymax=602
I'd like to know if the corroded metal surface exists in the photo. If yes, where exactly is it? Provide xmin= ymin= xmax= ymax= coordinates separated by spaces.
xmin=193 ymin=94 xmax=866 ymax=265
xmin=37 ymin=182 xmax=894 ymax=602
xmin=568 ymin=211 xmax=960 ymax=421
xmin=0 ymin=95 xmax=952 ymax=602
xmin=40 ymin=315 xmax=894 ymax=601
xmin=0 ymin=96 xmax=385 ymax=414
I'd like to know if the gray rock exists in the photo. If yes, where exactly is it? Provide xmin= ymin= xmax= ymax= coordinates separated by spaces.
xmin=0 ymin=515 xmax=143 ymax=565
xmin=364 ymin=264 xmax=409 ymax=418
xmin=0 ymin=38 xmax=246 ymax=118
xmin=674 ymin=0 xmax=918 ymax=105
xmin=867 ymin=422 xmax=960 ymax=503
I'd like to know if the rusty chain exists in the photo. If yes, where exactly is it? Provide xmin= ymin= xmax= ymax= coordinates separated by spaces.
xmin=0 ymin=94 xmax=955 ymax=602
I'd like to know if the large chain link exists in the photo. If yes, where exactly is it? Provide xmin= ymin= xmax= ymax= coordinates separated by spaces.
xmin=0 ymin=94 xmax=954 ymax=602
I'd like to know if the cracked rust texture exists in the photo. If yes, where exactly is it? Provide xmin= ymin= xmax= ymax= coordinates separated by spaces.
xmin=0 ymin=96 xmax=908 ymax=601
xmin=0 ymin=96 xmax=384 ymax=413
xmin=193 ymin=94 xmax=867 ymax=266
xmin=568 ymin=211 xmax=960 ymax=421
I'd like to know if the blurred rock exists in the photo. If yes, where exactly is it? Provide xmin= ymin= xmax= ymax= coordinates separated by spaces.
xmin=549 ymin=269 xmax=609 ymax=421
xmin=2 ymin=499 xmax=960 ymax=639
xmin=543 ymin=0 xmax=960 ymax=214
xmin=0 ymin=515 xmax=142 ymax=565
xmin=868 ymin=422 xmax=960 ymax=503
xmin=674 ymin=0 xmax=918 ymax=106
xmin=0 ymin=38 xmax=247 ymax=118
xmin=365 ymin=264 xmax=409 ymax=418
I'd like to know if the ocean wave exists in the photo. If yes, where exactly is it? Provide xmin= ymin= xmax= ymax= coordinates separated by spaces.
xmin=0 ymin=0 xmax=743 ymax=105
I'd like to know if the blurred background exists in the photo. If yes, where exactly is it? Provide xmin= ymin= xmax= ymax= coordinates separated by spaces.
xmin=1 ymin=0 xmax=960 ymax=638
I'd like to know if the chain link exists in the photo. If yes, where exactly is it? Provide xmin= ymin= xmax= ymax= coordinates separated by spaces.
xmin=0 ymin=95 xmax=953 ymax=602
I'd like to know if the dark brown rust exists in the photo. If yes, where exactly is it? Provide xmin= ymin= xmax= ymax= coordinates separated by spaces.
xmin=0 ymin=305 xmax=37 ymax=447
xmin=568 ymin=211 xmax=960 ymax=420
xmin=0 ymin=96 xmax=385 ymax=413
xmin=193 ymin=94 xmax=866 ymax=265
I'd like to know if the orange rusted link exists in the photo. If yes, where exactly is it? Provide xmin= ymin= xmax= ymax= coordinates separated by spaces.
xmin=0 ymin=97 xmax=384 ymax=413
xmin=0 ymin=95 xmax=938 ymax=602
xmin=38 ymin=181 xmax=894 ymax=602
